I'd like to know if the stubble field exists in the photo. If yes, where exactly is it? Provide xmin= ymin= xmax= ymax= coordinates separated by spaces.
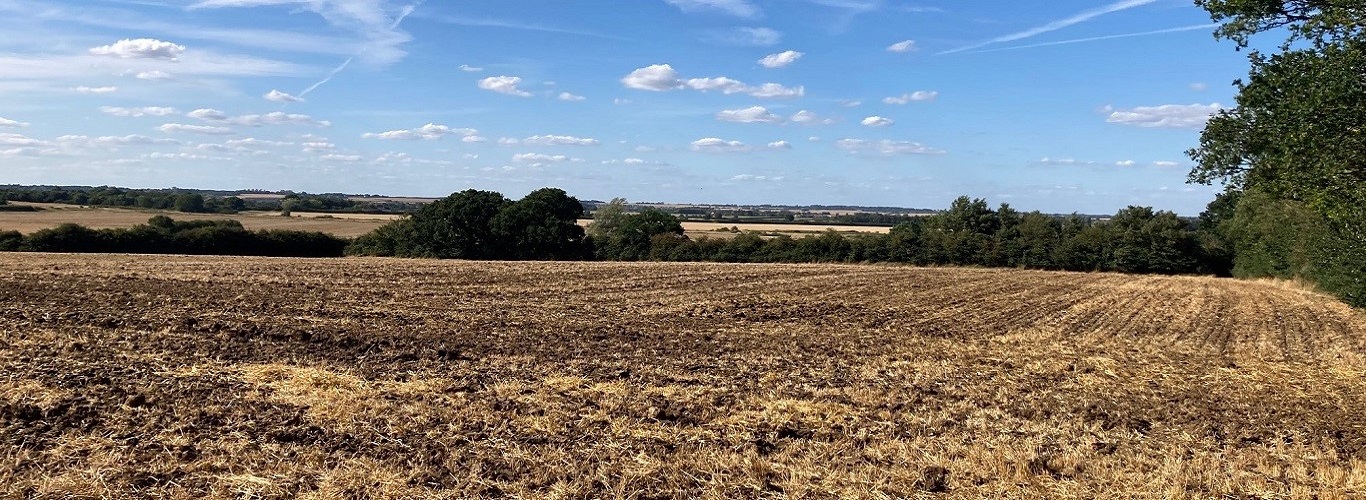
xmin=2 ymin=254 xmax=1365 ymax=498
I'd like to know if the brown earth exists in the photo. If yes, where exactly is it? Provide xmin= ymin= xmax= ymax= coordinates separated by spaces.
xmin=1 ymin=254 xmax=1364 ymax=498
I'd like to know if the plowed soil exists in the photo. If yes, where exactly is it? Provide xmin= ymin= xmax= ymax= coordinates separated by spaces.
xmin=2 ymin=254 xmax=1364 ymax=498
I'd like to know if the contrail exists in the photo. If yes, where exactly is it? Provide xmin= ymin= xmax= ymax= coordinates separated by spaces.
xmin=298 ymin=2 xmax=421 ymax=98
xmin=962 ymin=23 xmax=1219 ymax=54
xmin=940 ymin=0 xmax=1157 ymax=55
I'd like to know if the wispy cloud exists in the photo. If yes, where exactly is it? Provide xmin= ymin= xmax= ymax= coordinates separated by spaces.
xmin=962 ymin=24 xmax=1219 ymax=54
xmin=427 ymin=15 xmax=627 ymax=40
xmin=940 ymin=0 xmax=1157 ymax=55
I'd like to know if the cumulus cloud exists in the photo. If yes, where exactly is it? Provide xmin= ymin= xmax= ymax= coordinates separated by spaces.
xmin=887 ymin=40 xmax=918 ymax=53
xmin=136 ymin=71 xmax=173 ymax=80
xmin=706 ymin=27 xmax=782 ymax=46
xmin=301 ymin=141 xmax=336 ymax=152
xmin=836 ymin=138 xmax=944 ymax=155
xmin=716 ymin=106 xmax=783 ymax=123
xmin=0 ymin=117 xmax=29 ymax=128
xmin=521 ymin=135 xmax=600 ymax=146
xmin=0 ymin=133 xmax=51 ymax=146
xmin=227 ymin=138 xmax=294 ymax=147
xmin=758 ymin=50 xmax=803 ymax=68
xmin=478 ymin=76 xmax=532 ymax=97
xmin=362 ymin=123 xmax=479 ymax=140
xmin=320 ymin=154 xmax=363 ymax=162
xmin=1104 ymin=103 xmax=1222 ymax=128
xmin=158 ymin=123 xmax=235 ymax=135
xmin=558 ymin=92 xmax=587 ymax=101
xmin=767 ymin=140 xmax=792 ymax=149
xmin=665 ymin=0 xmax=760 ymax=18
xmin=74 ymin=86 xmax=118 ymax=94
xmin=621 ymin=64 xmax=803 ymax=98
xmin=90 ymin=38 xmax=186 ymax=60
xmin=730 ymin=174 xmax=785 ymax=182
xmin=861 ymin=116 xmax=894 ymax=127
xmin=691 ymin=137 xmax=750 ymax=153
xmin=459 ymin=64 xmax=484 ymax=72
xmin=188 ymin=108 xmax=330 ymax=127
xmin=265 ymin=89 xmax=305 ymax=103
xmin=622 ymin=64 xmax=683 ymax=91
xmin=790 ymin=110 xmax=833 ymax=125
xmin=512 ymin=153 xmax=572 ymax=163
xmin=883 ymin=91 xmax=938 ymax=104
xmin=100 ymin=106 xmax=179 ymax=117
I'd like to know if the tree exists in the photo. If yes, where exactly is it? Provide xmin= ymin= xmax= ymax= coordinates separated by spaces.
xmin=173 ymin=193 xmax=206 ymax=213
xmin=409 ymin=189 xmax=511 ymax=259
xmin=596 ymin=208 xmax=683 ymax=261
xmin=491 ymin=188 xmax=588 ymax=260
xmin=1188 ymin=0 xmax=1366 ymax=304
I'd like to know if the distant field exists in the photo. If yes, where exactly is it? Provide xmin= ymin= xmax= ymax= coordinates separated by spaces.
xmin=0 ymin=204 xmax=891 ymax=239
xmin=0 ymin=204 xmax=388 ymax=238
xmin=1 ymin=254 xmax=1364 ymax=497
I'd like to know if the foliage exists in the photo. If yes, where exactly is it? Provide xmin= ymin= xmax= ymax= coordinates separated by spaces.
xmin=590 ymin=205 xmax=684 ymax=261
xmin=1188 ymin=0 xmax=1366 ymax=305
xmin=347 ymin=188 xmax=588 ymax=260
xmin=9 ymin=217 xmax=347 ymax=257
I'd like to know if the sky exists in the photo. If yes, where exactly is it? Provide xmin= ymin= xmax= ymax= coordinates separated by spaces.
xmin=0 ymin=0 xmax=1263 ymax=214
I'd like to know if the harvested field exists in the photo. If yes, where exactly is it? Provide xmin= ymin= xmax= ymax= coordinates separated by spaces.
xmin=1 ymin=254 xmax=1365 ymax=498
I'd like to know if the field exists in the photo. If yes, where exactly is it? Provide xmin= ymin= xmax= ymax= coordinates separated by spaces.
xmin=0 ymin=204 xmax=891 ymax=240
xmin=0 ymin=204 xmax=390 ymax=238
xmin=3 ymin=258 xmax=1366 ymax=498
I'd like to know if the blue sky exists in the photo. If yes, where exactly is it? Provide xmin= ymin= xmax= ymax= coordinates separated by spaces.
xmin=0 ymin=0 xmax=1256 ymax=214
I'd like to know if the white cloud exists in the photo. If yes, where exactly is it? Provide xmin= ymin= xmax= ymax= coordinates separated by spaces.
xmin=227 ymin=138 xmax=294 ymax=147
xmin=0 ymin=117 xmax=29 ymax=128
xmin=883 ymin=91 xmax=938 ymax=104
xmin=558 ymin=92 xmax=586 ymax=101
xmin=462 ymin=135 xmax=488 ymax=143
xmin=362 ymin=123 xmax=479 ymax=140
xmin=665 ymin=0 xmax=760 ymax=18
xmin=887 ymin=40 xmax=918 ymax=53
xmin=1115 ymin=160 xmax=1137 ymax=166
xmin=1189 ymin=82 xmax=1208 ymax=92
xmin=716 ymin=106 xmax=783 ymax=123
xmin=624 ymin=157 xmax=647 ymax=164
xmin=790 ymin=110 xmax=831 ymax=125
xmin=861 ymin=116 xmax=894 ymax=127
xmin=157 ymin=123 xmax=235 ymax=135
xmin=729 ymin=174 xmax=785 ymax=182
xmin=1105 ymin=103 xmax=1222 ymax=128
xmin=512 ymin=152 xmax=571 ymax=163
xmin=90 ymin=38 xmax=186 ymax=60
xmin=136 ymin=70 xmax=172 ymax=80
xmin=767 ymin=140 xmax=792 ymax=150
xmin=74 ymin=86 xmax=118 ymax=94
xmin=691 ymin=137 xmax=750 ymax=153
xmin=622 ymin=64 xmax=802 ymax=98
xmin=459 ymin=64 xmax=484 ymax=72
xmin=301 ymin=141 xmax=336 ymax=152
xmin=836 ymin=138 xmax=944 ymax=155
xmin=841 ymin=100 xmax=862 ymax=107
xmin=622 ymin=64 xmax=683 ymax=91
xmin=265 ymin=89 xmax=305 ymax=103
xmin=706 ymin=27 xmax=782 ymax=46
xmin=522 ymin=135 xmax=600 ymax=146
xmin=758 ymin=50 xmax=803 ymax=68
xmin=807 ymin=136 xmax=821 ymax=142
xmin=187 ymin=108 xmax=229 ymax=121
xmin=478 ymin=76 xmax=532 ymax=97
xmin=1153 ymin=160 xmax=1180 ymax=167
xmin=320 ymin=154 xmax=363 ymax=162
xmin=0 ymin=133 xmax=51 ymax=146
xmin=100 ymin=106 xmax=178 ymax=117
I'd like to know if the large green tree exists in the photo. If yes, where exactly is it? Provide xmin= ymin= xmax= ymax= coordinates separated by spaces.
xmin=1189 ymin=0 xmax=1366 ymax=304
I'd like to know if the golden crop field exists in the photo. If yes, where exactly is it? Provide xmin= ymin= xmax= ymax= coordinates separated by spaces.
xmin=2 ymin=254 xmax=1364 ymax=498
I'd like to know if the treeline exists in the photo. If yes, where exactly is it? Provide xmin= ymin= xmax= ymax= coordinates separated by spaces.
xmin=0 ymin=216 xmax=348 ymax=257
xmin=0 ymin=186 xmax=425 ymax=215
xmin=344 ymin=189 xmax=1225 ymax=276
xmin=597 ymin=197 xmax=1223 ymax=274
